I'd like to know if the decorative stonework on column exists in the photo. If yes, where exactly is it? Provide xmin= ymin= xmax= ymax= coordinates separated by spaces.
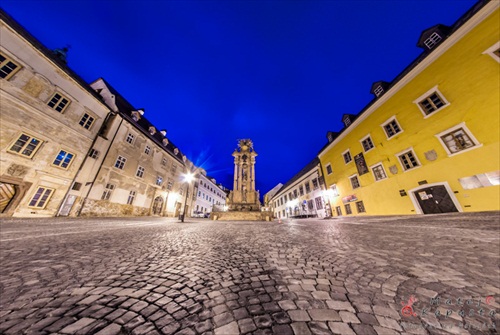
xmin=227 ymin=139 xmax=261 ymax=211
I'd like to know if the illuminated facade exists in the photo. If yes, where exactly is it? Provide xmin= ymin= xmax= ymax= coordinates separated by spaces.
xmin=319 ymin=1 xmax=499 ymax=215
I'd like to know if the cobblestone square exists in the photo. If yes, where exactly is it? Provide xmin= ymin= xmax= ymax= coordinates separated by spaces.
xmin=1 ymin=212 xmax=499 ymax=334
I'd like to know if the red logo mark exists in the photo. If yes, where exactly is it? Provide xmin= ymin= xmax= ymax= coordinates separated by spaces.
xmin=401 ymin=295 xmax=418 ymax=317
xmin=485 ymin=296 xmax=494 ymax=305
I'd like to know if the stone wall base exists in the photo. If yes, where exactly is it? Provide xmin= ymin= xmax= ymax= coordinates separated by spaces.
xmin=211 ymin=211 xmax=273 ymax=221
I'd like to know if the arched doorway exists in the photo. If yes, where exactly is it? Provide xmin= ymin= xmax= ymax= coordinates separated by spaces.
xmin=0 ymin=182 xmax=16 ymax=213
xmin=152 ymin=196 xmax=164 ymax=215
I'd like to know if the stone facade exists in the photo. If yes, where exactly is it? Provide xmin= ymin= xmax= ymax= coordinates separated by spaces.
xmin=227 ymin=139 xmax=260 ymax=211
xmin=0 ymin=10 xmax=110 ymax=217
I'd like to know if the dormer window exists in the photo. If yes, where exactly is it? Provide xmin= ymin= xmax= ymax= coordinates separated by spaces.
xmin=149 ymin=126 xmax=156 ymax=135
xmin=162 ymin=138 xmax=169 ymax=146
xmin=174 ymin=148 xmax=179 ymax=155
xmin=131 ymin=111 xmax=142 ymax=122
xmin=373 ymin=86 xmax=384 ymax=97
xmin=160 ymin=130 xmax=167 ymax=136
xmin=342 ymin=115 xmax=353 ymax=128
xmin=424 ymin=32 xmax=442 ymax=49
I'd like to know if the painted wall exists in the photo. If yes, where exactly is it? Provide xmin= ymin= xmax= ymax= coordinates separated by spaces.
xmin=319 ymin=5 xmax=499 ymax=215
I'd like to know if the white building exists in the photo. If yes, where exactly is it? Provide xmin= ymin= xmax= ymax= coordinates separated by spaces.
xmin=192 ymin=169 xmax=227 ymax=216
xmin=271 ymin=158 xmax=331 ymax=219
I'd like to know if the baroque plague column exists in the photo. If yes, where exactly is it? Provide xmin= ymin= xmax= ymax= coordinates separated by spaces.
xmin=228 ymin=139 xmax=260 ymax=211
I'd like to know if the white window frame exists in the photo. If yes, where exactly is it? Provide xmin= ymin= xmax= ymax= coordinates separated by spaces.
xmin=144 ymin=145 xmax=151 ymax=155
xmin=114 ymin=155 xmax=127 ymax=170
xmin=8 ymin=132 xmax=43 ymax=158
xmin=28 ymin=186 xmax=54 ymax=209
xmin=424 ymin=32 xmax=442 ymax=49
xmin=125 ymin=133 xmax=135 ymax=144
xmin=342 ymin=149 xmax=352 ymax=164
xmin=0 ymin=52 xmax=22 ymax=80
xmin=349 ymin=174 xmax=360 ymax=190
xmin=435 ymin=122 xmax=482 ymax=157
xmin=127 ymin=190 xmax=136 ymax=205
xmin=52 ymin=149 xmax=75 ymax=170
xmin=156 ymin=176 xmax=163 ymax=186
xmin=380 ymin=116 xmax=404 ymax=140
xmin=373 ymin=85 xmax=384 ymax=97
xmin=413 ymin=85 xmax=450 ymax=118
xmin=359 ymin=134 xmax=375 ymax=153
xmin=102 ymin=183 xmax=115 ymax=200
xmin=79 ymin=113 xmax=96 ymax=130
xmin=136 ymin=166 xmax=145 ymax=178
xmin=370 ymin=162 xmax=388 ymax=182
xmin=395 ymin=147 xmax=421 ymax=172
xmin=325 ymin=163 xmax=333 ymax=175
xmin=482 ymin=41 xmax=500 ymax=63
xmin=47 ymin=92 xmax=71 ymax=113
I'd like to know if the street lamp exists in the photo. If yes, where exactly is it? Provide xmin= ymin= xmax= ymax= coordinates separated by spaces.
xmin=180 ymin=172 xmax=194 ymax=222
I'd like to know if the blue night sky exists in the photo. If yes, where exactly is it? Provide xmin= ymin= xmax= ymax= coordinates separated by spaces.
xmin=2 ymin=0 xmax=477 ymax=195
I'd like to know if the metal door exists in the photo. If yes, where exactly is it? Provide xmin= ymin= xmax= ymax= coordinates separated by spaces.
xmin=414 ymin=185 xmax=458 ymax=214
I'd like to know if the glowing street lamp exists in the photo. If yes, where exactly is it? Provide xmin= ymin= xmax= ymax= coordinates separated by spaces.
xmin=180 ymin=172 xmax=194 ymax=222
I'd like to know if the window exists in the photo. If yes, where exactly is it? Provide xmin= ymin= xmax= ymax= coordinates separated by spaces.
xmin=371 ymin=163 xmax=387 ymax=181
xmin=326 ymin=164 xmax=333 ymax=175
xmin=330 ymin=184 xmax=339 ymax=197
xmin=293 ymin=190 xmax=298 ymax=198
xmin=361 ymin=135 xmax=375 ymax=152
xmin=483 ymin=41 xmax=500 ymax=63
xmin=136 ymin=166 xmax=145 ymax=178
xmin=79 ymin=113 xmax=95 ymax=130
xmin=307 ymin=200 xmax=314 ymax=210
xmin=88 ymin=149 xmax=99 ymax=159
xmin=161 ymin=157 xmax=168 ymax=167
xmin=127 ymin=191 xmax=136 ymax=205
xmin=424 ymin=32 xmax=442 ymax=49
xmin=52 ymin=150 xmax=75 ymax=169
xmin=382 ymin=117 xmax=402 ymax=139
xmin=284 ymin=195 xmax=288 ymax=202
xmin=101 ymin=184 xmax=115 ymax=200
xmin=350 ymin=175 xmax=360 ymax=189
xmin=436 ymin=124 xmax=480 ymax=155
xmin=314 ymin=197 xmax=323 ymax=210
xmin=373 ymin=85 xmax=384 ymax=97
xmin=397 ymin=149 xmax=420 ymax=171
xmin=345 ymin=203 xmax=352 ymax=215
xmin=171 ymin=164 xmax=177 ymax=174
xmin=414 ymin=86 xmax=449 ymax=117
xmin=72 ymin=182 xmax=82 ymax=191
xmin=167 ymin=179 xmax=173 ymax=190
xmin=356 ymin=201 xmax=366 ymax=213
xmin=312 ymin=178 xmax=319 ymax=190
xmin=8 ymin=133 xmax=43 ymax=158
xmin=28 ymin=187 xmax=54 ymax=208
xmin=156 ymin=176 xmax=163 ymax=186
xmin=126 ymin=133 xmax=134 ymax=144
xmin=47 ymin=92 xmax=70 ymax=113
xmin=305 ymin=181 xmax=311 ymax=193
xmin=114 ymin=156 xmax=126 ymax=169
xmin=0 ymin=53 xmax=21 ymax=80
xmin=342 ymin=150 xmax=352 ymax=164
xmin=145 ymin=145 xmax=151 ymax=155
xmin=299 ymin=186 xmax=304 ymax=196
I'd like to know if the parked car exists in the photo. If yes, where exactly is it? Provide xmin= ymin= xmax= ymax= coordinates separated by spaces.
xmin=192 ymin=211 xmax=204 ymax=218
xmin=204 ymin=212 xmax=211 ymax=218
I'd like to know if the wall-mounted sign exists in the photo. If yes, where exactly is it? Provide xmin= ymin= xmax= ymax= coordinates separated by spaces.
xmin=342 ymin=194 xmax=358 ymax=204
xmin=354 ymin=153 xmax=369 ymax=175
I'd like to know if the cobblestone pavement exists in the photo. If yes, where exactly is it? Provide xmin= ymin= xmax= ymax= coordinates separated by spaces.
xmin=1 ymin=212 xmax=499 ymax=335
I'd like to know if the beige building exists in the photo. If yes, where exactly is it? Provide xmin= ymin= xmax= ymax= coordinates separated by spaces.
xmin=0 ymin=10 xmax=111 ymax=217
xmin=74 ymin=78 xmax=195 ymax=217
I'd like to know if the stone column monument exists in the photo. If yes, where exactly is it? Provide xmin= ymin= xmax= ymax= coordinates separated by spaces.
xmin=228 ymin=139 xmax=260 ymax=211
xmin=211 ymin=139 xmax=273 ymax=221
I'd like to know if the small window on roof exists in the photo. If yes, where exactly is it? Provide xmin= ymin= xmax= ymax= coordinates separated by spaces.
xmin=424 ymin=32 xmax=442 ymax=49
xmin=373 ymin=86 xmax=384 ymax=97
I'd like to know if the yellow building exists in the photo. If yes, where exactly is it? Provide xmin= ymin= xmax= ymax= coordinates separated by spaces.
xmin=319 ymin=0 xmax=499 ymax=215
